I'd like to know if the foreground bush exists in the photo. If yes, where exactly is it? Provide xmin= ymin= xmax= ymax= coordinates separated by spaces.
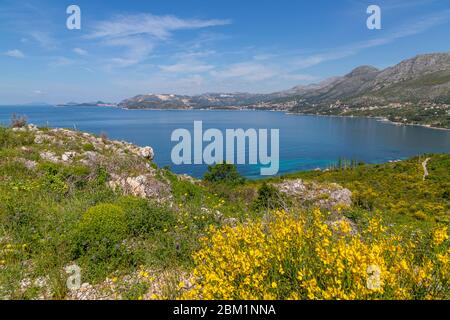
xmin=71 ymin=203 xmax=130 ymax=280
xmin=182 ymin=209 xmax=449 ymax=299
xmin=116 ymin=196 xmax=175 ymax=237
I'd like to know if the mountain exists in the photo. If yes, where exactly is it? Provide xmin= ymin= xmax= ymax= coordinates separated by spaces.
xmin=288 ymin=53 xmax=450 ymax=128
xmin=288 ymin=53 xmax=450 ymax=106
xmin=57 ymin=101 xmax=117 ymax=107
xmin=119 ymin=53 xmax=450 ymax=110
xmin=118 ymin=92 xmax=268 ymax=109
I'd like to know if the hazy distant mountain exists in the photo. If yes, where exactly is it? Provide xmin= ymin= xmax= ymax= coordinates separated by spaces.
xmin=119 ymin=93 xmax=268 ymax=109
xmin=15 ymin=102 xmax=53 ymax=106
xmin=119 ymin=53 xmax=450 ymax=109
xmin=57 ymin=101 xmax=117 ymax=107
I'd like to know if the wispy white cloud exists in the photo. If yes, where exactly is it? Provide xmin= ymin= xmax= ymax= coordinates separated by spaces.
xmin=87 ymin=13 xmax=231 ymax=40
xmin=29 ymin=31 xmax=57 ymax=49
xmin=88 ymin=13 xmax=230 ymax=68
xmin=293 ymin=9 xmax=450 ymax=69
xmin=160 ymin=62 xmax=215 ymax=73
xmin=48 ymin=57 xmax=74 ymax=67
xmin=102 ymin=36 xmax=155 ymax=68
xmin=4 ymin=49 xmax=25 ymax=58
xmin=73 ymin=48 xmax=88 ymax=56
xmin=211 ymin=62 xmax=280 ymax=81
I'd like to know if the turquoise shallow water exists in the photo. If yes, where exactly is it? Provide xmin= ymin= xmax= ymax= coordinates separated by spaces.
xmin=1 ymin=105 xmax=450 ymax=178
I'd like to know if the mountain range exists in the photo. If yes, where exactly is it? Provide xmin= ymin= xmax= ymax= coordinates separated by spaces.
xmin=119 ymin=52 xmax=450 ymax=110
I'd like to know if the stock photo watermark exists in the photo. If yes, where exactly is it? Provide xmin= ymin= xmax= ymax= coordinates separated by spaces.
xmin=66 ymin=5 xmax=81 ymax=30
xmin=367 ymin=4 xmax=381 ymax=30
xmin=65 ymin=264 xmax=81 ymax=290
xmin=65 ymin=4 xmax=380 ymax=31
xmin=171 ymin=121 xmax=280 ymax=176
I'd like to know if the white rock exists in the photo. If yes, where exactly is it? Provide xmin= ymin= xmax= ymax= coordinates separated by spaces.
xmin=61 ymin=151 xmax=77 ymax=162
xmin=139 ymin=146 xmax=154 ymax=160
xmin=40 ymin=151 xmax=59 ymax=163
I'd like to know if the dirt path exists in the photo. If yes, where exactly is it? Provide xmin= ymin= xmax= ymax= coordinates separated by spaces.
xmin=422 ymin=157 xmax=431 ymax=181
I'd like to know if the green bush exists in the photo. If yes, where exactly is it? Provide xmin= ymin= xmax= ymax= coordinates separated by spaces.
xmin=0 ymin=126 xmax=34 ymax=148
xmin=116 ymin=196 xmax=175 ymax=237
xmin=71 ymin=203 xmax=130 ymax=280
xmin=82 ymin=143 xmax=95 ymax=151
xmin=352 ymin=186 xmax=378 ymax=211
xmin=0 ymin=127 xmax=12 ymax=148
xmin=204 ymin=163 xmax=245 ymax=185
xmin=95 ymin=166 xmax=109 ymax=185
xmin=38 ymin=163 xmax=90 ymax=195
xmin=252 ymin=182 xmax=285 ymax=211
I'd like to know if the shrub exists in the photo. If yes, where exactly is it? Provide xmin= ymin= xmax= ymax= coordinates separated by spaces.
xmin=82 ymin=143 xmax=95 ymax=151
xmin=413 ymin=210 xmax=428 ymax=221
xmin=38 ymin=163 xmax=90 ymax=195
xmin=71 ymin=204 xmax=129 ymax=280
xmin=352 ymin=186 xmax=378 ymax=210
xmin=204 ymin=163 xmax=245 ymax=185
xmin=10 ymin=114 xmax=27 ymax=128
xmin=95 ymin=166 xmax=109 ymax=185
xmin=0 ymin=127 xmax=12 ymax=148
xmin=182 ymin=209 xmax=449 ymax=300
xmin=116 ymin=196 xmax=175 ymax=237
xmin=252 ymin=182 xmax=285 ymax=211
xmin=0 ymin=127 xmax=34 ymax=148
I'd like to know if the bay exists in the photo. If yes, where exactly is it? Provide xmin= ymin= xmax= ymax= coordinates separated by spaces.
xmin=1 ymin=105 xmax=449 ymax=178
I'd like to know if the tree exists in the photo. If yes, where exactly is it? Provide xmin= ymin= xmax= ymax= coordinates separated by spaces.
xmin=203 ymin=163 xmax=245 ymax=185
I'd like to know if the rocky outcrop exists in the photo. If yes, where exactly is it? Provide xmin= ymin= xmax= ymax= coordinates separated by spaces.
xmin=108 ymin=174 xmax=171 ymax=202
xmin=21 ymin=125 xmax=170 ymax=202
xmin=273 ymin=179 xmax=352 ymax=210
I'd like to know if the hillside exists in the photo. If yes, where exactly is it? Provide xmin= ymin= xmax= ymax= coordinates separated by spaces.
xmin=118 ymin=53 xmax=450 ymax=128
xmin=118 ymin=92 xmax=268 ymax=110
xmin=0 ymin=124 xmax=448 ymax=300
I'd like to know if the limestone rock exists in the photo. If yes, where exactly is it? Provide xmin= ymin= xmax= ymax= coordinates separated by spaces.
xmin=138 ymin=146 xmax=154 ymax=160
xmin=274 ymin=179 xmax=352 ymax=210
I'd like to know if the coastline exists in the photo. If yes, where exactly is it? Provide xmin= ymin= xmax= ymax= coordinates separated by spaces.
xmin=285 ymin=111 xmax=450 ymax=131
xmin=3 ymin=103 xmax=449 ymax=131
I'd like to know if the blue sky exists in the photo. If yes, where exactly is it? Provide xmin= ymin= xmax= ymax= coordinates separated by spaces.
xmin=1 ymin=0 xmax=450 ymax=104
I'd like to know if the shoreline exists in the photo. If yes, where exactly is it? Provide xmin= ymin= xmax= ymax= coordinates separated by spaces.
xmin=285 ymin=111 xmax=450 ymax=131
xmin=2 ymin=103 xmax=449 ymax=131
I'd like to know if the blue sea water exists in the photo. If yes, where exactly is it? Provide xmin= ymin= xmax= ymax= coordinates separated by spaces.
xmin=1 ymin=105 xmax=450 ymax=178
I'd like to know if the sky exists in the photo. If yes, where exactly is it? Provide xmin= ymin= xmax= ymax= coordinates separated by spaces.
xmin=0 ymin=0 xmax=450 ymax=104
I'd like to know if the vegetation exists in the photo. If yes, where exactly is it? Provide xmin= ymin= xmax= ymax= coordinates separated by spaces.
xmin=182 ymin=209 xmax=449 ymax=299
xmin=0 ymin=125 xmax=448 ymax=300
xmin=292 ymin=103 xmax=450 ymax=129
xmin=277 ymin=154 xmax=449 ymax=228
xmin=203 ymin=162 xmax=245 ymax=185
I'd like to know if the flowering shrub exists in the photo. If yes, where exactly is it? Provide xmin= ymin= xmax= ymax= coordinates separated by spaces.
xmin=182 ymin=209 xmax=449 ymax=300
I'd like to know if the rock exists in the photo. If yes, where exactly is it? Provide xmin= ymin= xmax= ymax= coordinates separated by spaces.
xmin=138 ymin=146 xmax=154 ymax=160
xmin=28 ymin=124 xmax=38 ymax=131
xmin=61 ymin=151 xmax=77 ymax=162
xmin=274 ymin=179 xmax=352 ymax=210
xmin=178 ymin=174 xmax=200 ymax=184
xmin=108 ymin=174 xmax=171 ymax=201
xmin=39 ymin=151 xmax=59 ymax=163
xmin=34 ymin=135 xmax=44 ymax=144
xmin=16 ymin=158 xmax=37 ymax=170
xmin=223 ymin=217 xmax=238 ymax=227
xmin=34 ymin=133 xmax=56 ymax=145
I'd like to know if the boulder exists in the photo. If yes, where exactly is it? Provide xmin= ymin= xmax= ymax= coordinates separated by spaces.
xmin=138 ymin=146 xmax=154 ymax=160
